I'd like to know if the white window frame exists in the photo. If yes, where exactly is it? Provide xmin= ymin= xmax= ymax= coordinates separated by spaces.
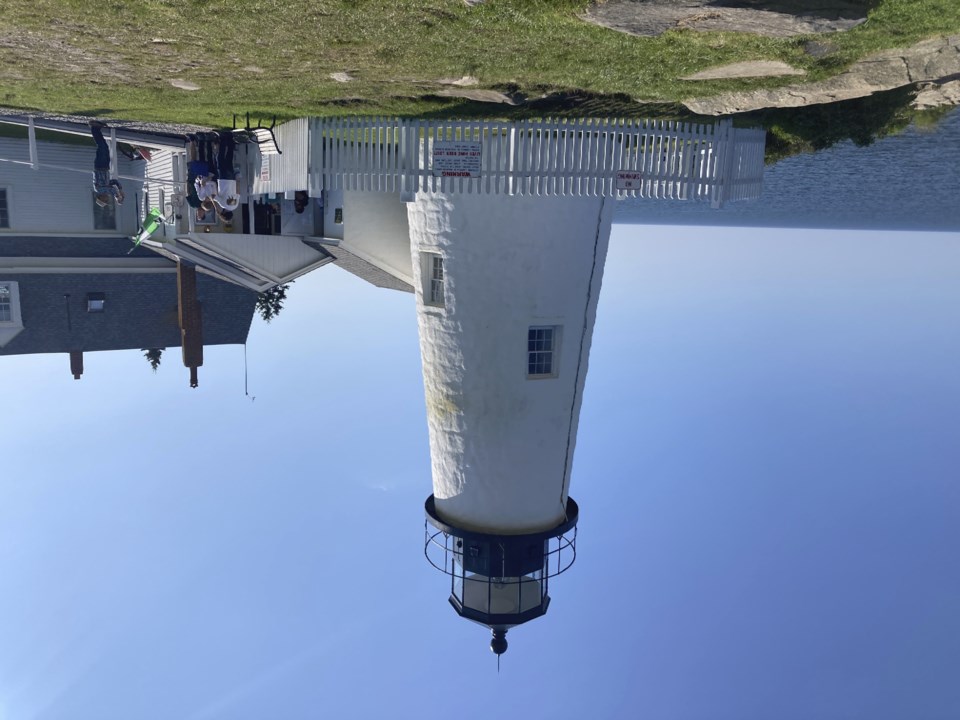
xmin=421 ymin=252 xmax=445 ymax=308
xmin=0 ymin=186 xmax=11 ymax=229
xmin=527 ymin=325 xmax=560 ymax=379
xmin=0 ymin=281 xmax=23 ymax=326
xmin=86 ymin=292 xmax=106 ymax=313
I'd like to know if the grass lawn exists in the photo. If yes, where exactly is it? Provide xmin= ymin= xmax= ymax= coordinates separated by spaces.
xmin=1 ymin=0 xmax=959 ymax=125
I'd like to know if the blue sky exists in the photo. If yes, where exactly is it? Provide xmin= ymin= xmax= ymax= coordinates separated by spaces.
xmin=2 ymin=221 xmax=960 ymax=720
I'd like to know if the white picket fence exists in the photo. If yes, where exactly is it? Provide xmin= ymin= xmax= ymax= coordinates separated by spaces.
xmin=291 ymin=117 xmax=765 ymax=206
xmin=252 ymin=117 xmax=309 ymax=196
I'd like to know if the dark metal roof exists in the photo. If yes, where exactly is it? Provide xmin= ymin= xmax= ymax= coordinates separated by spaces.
xmin=319 ymin=242 xmax=413 ymax=293
xmin=0 ymin=236 xmax=158 ymax=258
xmin=1 ymin=236 xmax=257 ymax=356
xmin=0 ymin=272 xmax=256 ymax=356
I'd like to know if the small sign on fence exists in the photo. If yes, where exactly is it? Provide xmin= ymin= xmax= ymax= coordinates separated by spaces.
xmin=615 ymin=171 xmax=643 ymax=190
xmin=433 ymin=141 xmax=482 ymax=178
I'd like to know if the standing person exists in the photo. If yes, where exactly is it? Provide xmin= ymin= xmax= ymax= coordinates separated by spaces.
xmin=213 ymin=130 xmax=240 ymax=218
xmin=293 ymin=190 xmax=310 ymax=214
xmin=186 ymin=133 xmax=216 ymax=210
xmin=90 ymin=120 xmax=124 ymax=207
xmin=195 ymin=172 xmax=218 ymax=206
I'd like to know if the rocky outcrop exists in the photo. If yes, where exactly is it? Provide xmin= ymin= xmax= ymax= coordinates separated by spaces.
xmin=433 ymin=88 xmax=522 ymax=105
xmin=912 ymin=79 xmax=960 ymax=110
xmin=682 ymin=60 xmax=806 ymax=80
xmin=684 ymin=35 xmax=960 ymax=114
xmin=582 ymin=0 xmax=866 ymax=38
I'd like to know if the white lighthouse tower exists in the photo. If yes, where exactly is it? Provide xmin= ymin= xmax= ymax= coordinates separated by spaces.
xmin=170 ymin=115 xmax=766 ymax=654
xmin=413 ymin=191 xmax=612 ymax=655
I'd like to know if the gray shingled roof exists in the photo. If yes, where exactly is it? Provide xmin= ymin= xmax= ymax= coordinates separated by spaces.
xmin=1 ymin=236 xmax=159 ymax=258
xmin=314 ymin=242 xmax=413 ymax=293
xmin=0 ymin=272 xmax=256 ymax=356
xmin=1 ymin=236 xmax=257 ymax=356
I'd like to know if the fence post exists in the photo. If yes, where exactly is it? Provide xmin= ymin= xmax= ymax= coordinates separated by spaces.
xmin=28 ymin=116 xmax=38 ymax=170
xmin=109 ymin=127 xmax=118 ymax=179
xmin=711 ymin=119 xmax=735 ymax=209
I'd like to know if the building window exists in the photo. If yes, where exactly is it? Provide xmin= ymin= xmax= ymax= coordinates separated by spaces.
xmin=429 ymin=255 xmax=444 ymax=305
xmin=528 ymin=326 xmax=559 ymax=378
xmin=0 ymin=283 xmax=12 ymax=322
xmin=92 ymin=193 xmax=117 ymax=231
xmin=0 ymin=188 xmax=9 ymax=228
xmin=87 ymin=292 xmax=106 ymax=313
xmin=422 ymin=252 xmax=445 ymax=307
xmin=0 ymin=281 xmax=22 ymax=328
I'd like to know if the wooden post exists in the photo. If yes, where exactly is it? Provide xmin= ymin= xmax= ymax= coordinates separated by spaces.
xmin=69 ymin=351 xmax=83 ymax=380
xmin=177 ymin=262 xmax=203 ymax=388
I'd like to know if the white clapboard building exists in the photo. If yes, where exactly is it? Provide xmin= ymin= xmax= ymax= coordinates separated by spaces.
xmin=0 ymin=118 xmax=336 ymax=294
xmin=0 ymin=135 xmax=142 ymax=237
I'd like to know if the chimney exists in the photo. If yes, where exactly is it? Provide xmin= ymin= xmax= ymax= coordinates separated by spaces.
xmin=177 ymin=263 xmax=204 ymax=388
xmin=69 ymin=351 xmax=84 ymax=380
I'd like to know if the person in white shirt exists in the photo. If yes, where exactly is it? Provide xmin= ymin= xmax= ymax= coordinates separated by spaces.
xmin=214 ymin=131 xmax=240 ymax=216
xmin=215 ymin=180 xmax=240 ymax=213
xmin=195 ymin=175 xmax=218 ymax=204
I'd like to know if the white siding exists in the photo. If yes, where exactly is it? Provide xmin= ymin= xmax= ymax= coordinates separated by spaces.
xmin=188 ymin=232 xmax=328 ymax=281
xmin=248 ymin=119 xmax=309 ymax=196
xmin=144 ymin=149 xmax=181 ymax=213
xmin=324 ymin=188 xmax=344 ymax=240
xmin=0 ymin=138 xmax=140 ymax=235
xmin=339 ymin=191 xmax=412 ymax=285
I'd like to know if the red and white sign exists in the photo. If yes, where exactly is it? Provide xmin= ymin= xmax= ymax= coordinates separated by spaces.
xmin=616 ymin=171 xmax=643 ymax=190
xmin=433 ymin=141 xmax=482 ymax=178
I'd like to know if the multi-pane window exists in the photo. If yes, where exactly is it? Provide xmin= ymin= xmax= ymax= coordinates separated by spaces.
xmin=528 ymin=326 xmax=559 ymax=378
xmin=422 ymin=252 xmax=445 ymax=307
xmin=0 ymin=188 xmax=9 ymax=228
xmin=430 ymin=255 xmax=444 ymax=305
xmin=0 ymin=284 xmax=11 ymax=322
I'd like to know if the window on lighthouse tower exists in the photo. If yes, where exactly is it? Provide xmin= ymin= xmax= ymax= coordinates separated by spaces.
xmin=422 ymin=252 xmax=445 ymax=307
xmin=527 ymin=326 xmax=559 ymax=378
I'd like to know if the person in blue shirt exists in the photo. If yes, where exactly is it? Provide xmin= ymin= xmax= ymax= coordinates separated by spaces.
xmin=89 ymin=120 xmax=124 ymax=207
xmin=185 ymin=132 xmax=216 ymax=210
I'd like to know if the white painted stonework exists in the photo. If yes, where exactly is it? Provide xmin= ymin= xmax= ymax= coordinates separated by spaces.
xmin=409 ymin=192 xmax=613 ymax=534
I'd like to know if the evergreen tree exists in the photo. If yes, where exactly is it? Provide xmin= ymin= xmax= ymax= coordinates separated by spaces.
xmin=143 ymin=348 xmax=163 ymax=372
xmin=256 ymin=283 xmax=290 ymax=323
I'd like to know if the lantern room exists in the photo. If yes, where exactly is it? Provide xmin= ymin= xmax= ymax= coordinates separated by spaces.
xmin=424 ymin=495 xmax=579 ymax=655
